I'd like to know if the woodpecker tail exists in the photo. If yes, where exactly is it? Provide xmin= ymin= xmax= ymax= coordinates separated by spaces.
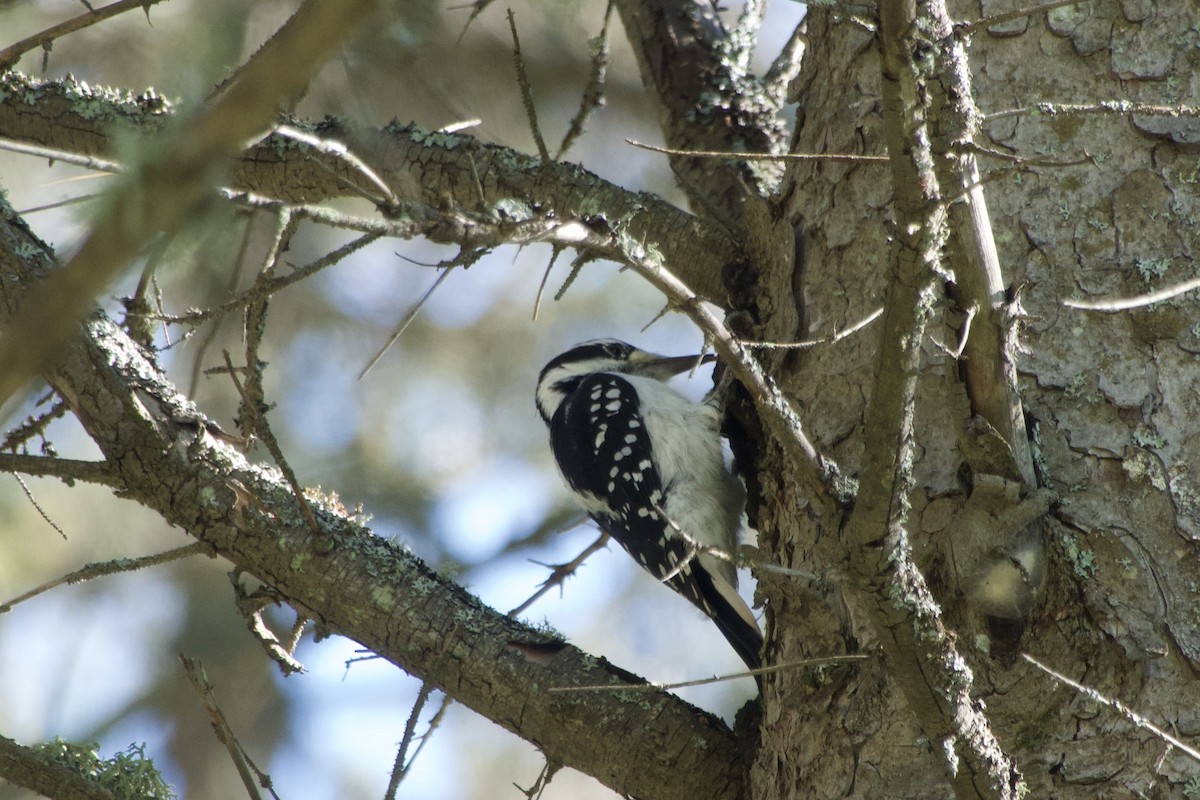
xmin=694 ymin=568 xmax=764 ymax=691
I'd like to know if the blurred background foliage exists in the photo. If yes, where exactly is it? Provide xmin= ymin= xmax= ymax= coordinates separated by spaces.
xmin=0 ymin=0 xmax=795 ymax=797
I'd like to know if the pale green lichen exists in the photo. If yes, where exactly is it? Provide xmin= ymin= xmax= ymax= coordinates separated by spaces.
xmin=372 ymin=585 xmax=395 ymax=611
xmin=1059 ymin=532 xmax=1097 ymax=578
xmin=1132 ymin=425 xmax=1166 ymax=449
xmin=32 ymin=739 xmax=174 ymax=800
xmin=1135 ymin=256 xmax=1171 ymax=283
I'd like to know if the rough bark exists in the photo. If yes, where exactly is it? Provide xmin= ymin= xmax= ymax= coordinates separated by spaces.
xmin=0 ymin=71 xmax=740 ymax=304
xmin=755 ymin=0 xmax=1200 ymax=797
xmin=1 ymin=0 xmax=1199 ymax=797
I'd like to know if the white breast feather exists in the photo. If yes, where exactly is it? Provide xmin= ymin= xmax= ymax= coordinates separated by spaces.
xmin=623 ymin=375 xmax=745 ymax=589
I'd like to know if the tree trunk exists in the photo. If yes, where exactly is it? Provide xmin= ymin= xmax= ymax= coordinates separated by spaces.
xmin=0 ymin=0 xmax=1197 ymax=798
xmin=747 ymin=1 xmax=1200 ymax=797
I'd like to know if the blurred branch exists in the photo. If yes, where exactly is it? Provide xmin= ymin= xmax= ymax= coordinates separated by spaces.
xmin=0 ymin=0 xmax=382 ymax=409
xmin=555 ymin=0 xmax=614 ymax=159
xmin=0 ymin=71 xmax=742 ymax=304
xmin=506 ymin=9 xmax=550 ymax=163
xmin=0 ymin=542 xmax=209 ymax=614
xmin=180 ymin=656 xmax=276 ymax=800
xmin=0 ymin=453 xmax=121 ymax=488
xmin=0 ymin=0 xmax=173 ymax=70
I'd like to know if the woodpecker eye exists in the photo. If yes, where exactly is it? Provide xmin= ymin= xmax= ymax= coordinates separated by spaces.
xmin=601 ymin=341 xmax=634 ymax=360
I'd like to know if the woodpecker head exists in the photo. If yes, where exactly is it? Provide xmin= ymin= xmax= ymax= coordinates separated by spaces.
xmin=536 ymin=338 xmax=713 ymax=422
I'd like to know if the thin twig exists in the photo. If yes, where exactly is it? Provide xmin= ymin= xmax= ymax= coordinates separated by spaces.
xmin=550 ymin=655 xmax=870 ymax=693
xmin=507 ymin=532 xmax=609 ymax=618
xmin=514 ymin=759 xmax=561 ymax=800
xmin=0 ymin=398 xmax=69 ymax=453
xmin=741 ymin=307 xmax=884 ymax=349
xmin=626 ymin=139 xmax=889 ymax=163
xmin=950 ymin=303 xmax=977 ymax=359
xmin=274 ymin=124 xmax=399 ymax=209
xmin=0 ymin=136 xmax=121 ymax=172
xmin=615 ymin=242 xmax=845 ymax=504
xmin=358 ymin=262 xmax=461 ymax=380
xmin=985 ymin=99 xmax=1200 ymax=122
xmin=532 ymin=246 xmax=563 ymax=321
xmin=0 ymin=452 xmax=119 ymax=488
xmin=385 ymin=682 xmax=434 ymax=800
xmin=639 ymin=302 xmax=672 ymax=334
xmin=468 ymin=153 xmax=487 ymax=208
xmin=238 ymin=206 xmax=298 ymax=437
xmin=455 ymin=0 xmax=496 ymax=43
xmin=507 ymin=8 xmax=550 ymax=162
xmin=147 ymin=232 xmax=381 ymax=329
xmin=553 ymin=253 xmax=589 ymax=301
xmin=224 ymin=191 xmax=429 ymax=239
xmin=15 ymin=192 xmax=102 ymax=216
xmin=968 ymin=141 xmax=1094 ymax=168
xmin=180 ymin=656 xmax=268 ymax=800
xmin=1022 ymin=653 xmax=1200 ymax=765
xmin=220 ymin=349 xmax=322 ymax=538
xmin=11 ymin=473 xmax=68 ymax=540
xmin=1063 ymin=274 xmax=1200 ymax=311
xmin=556 ymin=0 xmax=613 ymax=159
xmin=124 ymin=234 xmax=172 ymax=350
xmin=357 ymin=245 xmax=488 ymax=379
xmin=230 ymin=573 xmax=307 ymax=675
xmin=395 ymin=693 xmax=452 ymax=787
xmin=188 ymin=213 xmax=257 ymax=397
xmin=1 ymin=542 xmax=208 ymax=614
xmin=0 ymin=0 xmax=172 ymax=68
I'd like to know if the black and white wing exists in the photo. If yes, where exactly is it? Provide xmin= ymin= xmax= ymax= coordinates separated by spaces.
xmin=548 ymin=372 xmax=762 ymax=670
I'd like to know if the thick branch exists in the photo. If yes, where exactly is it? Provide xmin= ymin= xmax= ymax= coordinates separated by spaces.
xmin=0 ymin=453 xmax=121 ymax=488
xmin=613 ymin=0 xmax=789 ymax=223
xmin=0 ymin=736 xmax=120 ymax=800
xmin=0 ymin=71 xmax=741 ymax=304
xmin=923 ymin=6 xmax=1033 ymax=484
xmin=839 ymin=5 xmax=1022 ymax=799
xmin=0 ymin=218 xmax=748 ymax=800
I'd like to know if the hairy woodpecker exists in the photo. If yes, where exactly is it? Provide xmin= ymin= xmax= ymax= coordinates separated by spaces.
xmin=536 ymin=339 xmax=762 ymax=680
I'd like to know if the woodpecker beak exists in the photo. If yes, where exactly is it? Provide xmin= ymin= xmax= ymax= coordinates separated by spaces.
xmin=630 ymin=351 xmax=715 ymax=380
